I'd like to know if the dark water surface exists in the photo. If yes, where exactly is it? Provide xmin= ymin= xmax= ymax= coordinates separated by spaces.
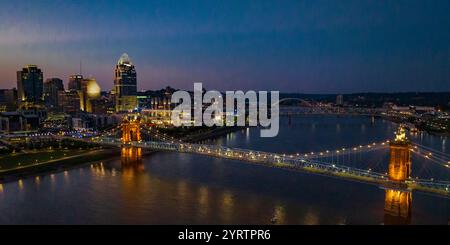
xmin=0 ymin=116 xmax=449 ymax=224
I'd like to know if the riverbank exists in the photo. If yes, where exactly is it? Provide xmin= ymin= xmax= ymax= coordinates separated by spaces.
xmin=0 ymin=126 xmax=243 ymax=183
xmin=0 ymin=148 xmax=120 ymax=183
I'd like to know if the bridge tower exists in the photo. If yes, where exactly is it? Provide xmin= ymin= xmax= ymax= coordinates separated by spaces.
xmin=388 ymin=126 xmax=412 ymax=182
xmin=121 ymin=115 xmax=141 ymax=144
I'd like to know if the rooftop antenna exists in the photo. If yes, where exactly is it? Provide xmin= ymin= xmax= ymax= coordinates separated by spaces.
xmin=79 ymin=59 xmax=82 ymax=75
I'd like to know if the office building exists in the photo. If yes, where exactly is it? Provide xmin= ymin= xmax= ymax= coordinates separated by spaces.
xmin=17 ymin=65 xmax=44 ymax=107
xmin=114 ymin=53 xmax=137 ymax=112
xmin=44 ymin=78 xmax=64 ymax=108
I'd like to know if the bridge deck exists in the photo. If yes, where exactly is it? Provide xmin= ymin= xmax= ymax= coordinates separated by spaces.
xmin=74 ymin=136 xmax=449 ymax=196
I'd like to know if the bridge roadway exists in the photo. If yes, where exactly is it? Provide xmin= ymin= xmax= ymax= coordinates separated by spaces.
xmin=61 ymin=135 xmax=450 ymax=196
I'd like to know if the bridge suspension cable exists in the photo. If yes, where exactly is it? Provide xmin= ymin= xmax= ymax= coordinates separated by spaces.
xmin=410 ymin=143 xmax=450 ymax=169
xmin=304 ymin=140 xmax=390 ymax=159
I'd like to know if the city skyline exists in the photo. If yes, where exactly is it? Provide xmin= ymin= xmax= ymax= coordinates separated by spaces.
xmin=1 ymin=0 xmax=450 ymax=93
xmin=0 ymin=1 xmax=449 ymax=228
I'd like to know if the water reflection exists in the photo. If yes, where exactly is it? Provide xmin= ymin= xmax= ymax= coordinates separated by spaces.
xmin=121 ymin=147 xmax=144 ymax=177
xmin=18 ymin=179 xmax=23 ymax=190
xmin=220 ymin=191 xmax=234 ymax=223
xmin=271 ymin=204 xmax=285 ymax=224
xmin=384 ymin=189 xmax=412 ymax=225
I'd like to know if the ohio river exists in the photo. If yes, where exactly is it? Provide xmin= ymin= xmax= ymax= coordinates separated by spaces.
xmin=0 ymin=116 xmax=449 ymax=224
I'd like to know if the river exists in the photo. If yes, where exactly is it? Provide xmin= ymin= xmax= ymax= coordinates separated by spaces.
xmin=0 ymin=115 xmax=449 ymax=224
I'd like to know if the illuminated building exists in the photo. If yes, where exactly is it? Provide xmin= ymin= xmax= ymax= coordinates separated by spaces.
xmin=114 ymin=53 xmax=137 ymax=112
xmin=136 ymin=90 xmax=153 ymax=109
xmin=80 ymin=78 xmax=101 ymax=112
xmin=388 ymin=126 xmax=412 ymax=181
xmin=43 ymin=78 xmax=64 ymax=108
xmin=17 ymin=65 xmax=44 ymax=107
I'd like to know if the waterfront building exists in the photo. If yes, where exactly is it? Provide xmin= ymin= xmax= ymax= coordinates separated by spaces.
xmin=42 ymin=113 xmax=72 ymax=130
xmin=17 ymin=65 xmax=44 ymax=108
xmin=150 ymin=86 xmax=176 ymax=110
xmin=71 ymin=113 xmax=117 ymax=130
xmin=114 ymin=53 xmax=137 ymax=112
xmin=0 ymin=111 xmax=39 ymax=133
xmin=43 ymin=78 xmax=64 ymax=109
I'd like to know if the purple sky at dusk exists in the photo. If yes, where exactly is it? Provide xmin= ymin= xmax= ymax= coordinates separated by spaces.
xmin=1 ymin=0 xmax=450 ymax=93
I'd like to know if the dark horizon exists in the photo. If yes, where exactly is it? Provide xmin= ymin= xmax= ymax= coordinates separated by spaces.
xmin=1 ymin=0 xmax=450 ymax=93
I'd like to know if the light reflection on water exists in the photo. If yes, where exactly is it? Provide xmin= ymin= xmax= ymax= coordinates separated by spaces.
xmin=0 ymin=115 xmax=448 ymax=224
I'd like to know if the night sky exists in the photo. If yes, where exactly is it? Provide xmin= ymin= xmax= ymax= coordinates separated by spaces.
xmin=1 ymin=0 xmax=450 ymax=93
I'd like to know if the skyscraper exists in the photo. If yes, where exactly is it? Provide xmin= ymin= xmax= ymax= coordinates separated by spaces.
xmin=114 ymin=53 xmax=137 ymax=112
xmin=68 ymin=74 xmax=83 ymax=91
xmin=80 ymin=78 xmax=101 ymax=113
xmin=44 ymin=78 xmax=64 ymax=108
xmin=17 ymin=65 xmax=44 ymax=107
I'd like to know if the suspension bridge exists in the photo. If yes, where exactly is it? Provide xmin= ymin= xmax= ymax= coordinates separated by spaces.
xmin=56 ymin=116 xmax=450 ymax=197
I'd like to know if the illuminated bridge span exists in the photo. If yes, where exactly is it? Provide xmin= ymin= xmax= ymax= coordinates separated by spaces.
xmin=54 ymin=116 xmax=450 ymax=196
xmin=60 ymin=134 xmax=450 ymax=197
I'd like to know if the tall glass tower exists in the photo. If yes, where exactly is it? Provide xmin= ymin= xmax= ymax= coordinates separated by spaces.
xmin=114 ymin=53 xmax=137 ymax=112
xmin=17 ymin=65 xmax=44 ymax=107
